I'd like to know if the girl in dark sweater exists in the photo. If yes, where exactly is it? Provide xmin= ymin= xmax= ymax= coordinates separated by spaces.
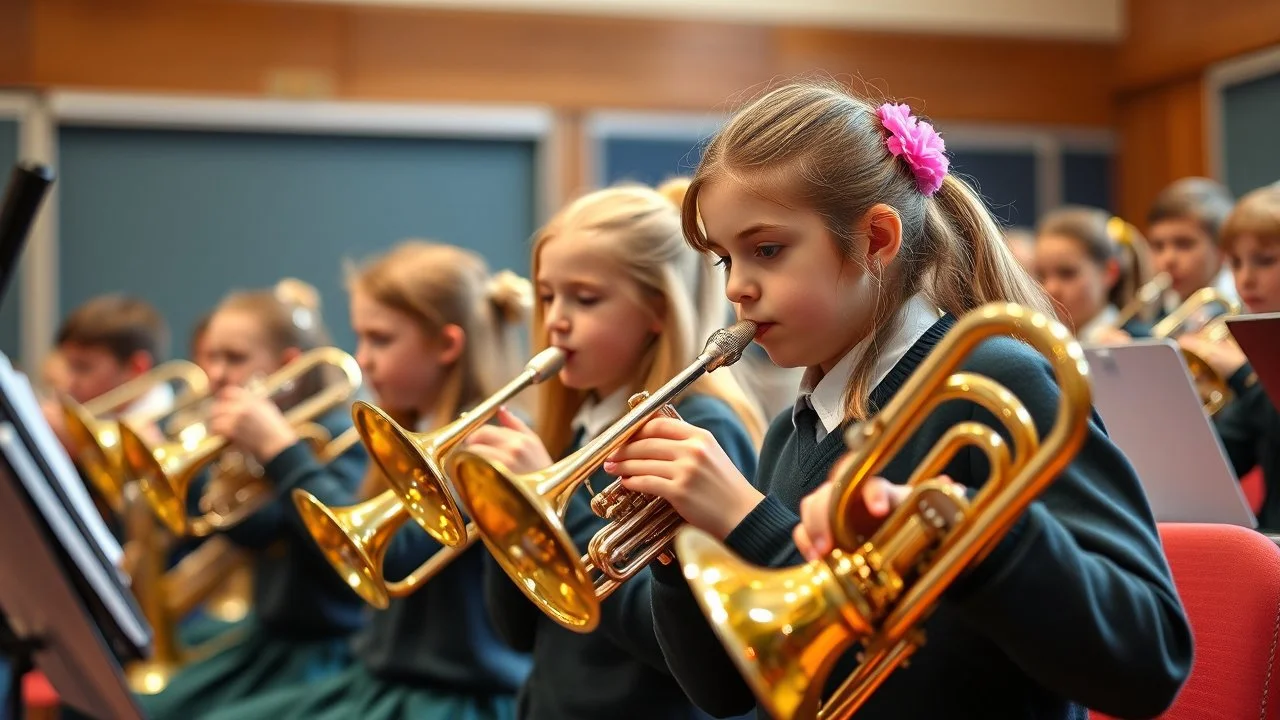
xmin=607 ymin=81 xmax=1194 ymax=719
xmin=459 ymin=184 xmax=764 ymax=720
xmin=137 ymin=288 xmax=367 ymax=719
xmin=202 ymin=241 xmax=536 ymax=719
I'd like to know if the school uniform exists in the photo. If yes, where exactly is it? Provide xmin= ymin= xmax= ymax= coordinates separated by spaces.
xmin=1076 ymin=304 xmax=1152 ymax=343
xmin=485 ymin=389 xmax=758 ymax=720
xmin=200 ymin=414 xmax=531 ymax=720
xmin=1214 ymin=364 xmax=1280 ymax=530
xmin=136 ymin=407 xmax=368 ymax=720
xmin=650 ymin=294 xmax=1193 ymax=720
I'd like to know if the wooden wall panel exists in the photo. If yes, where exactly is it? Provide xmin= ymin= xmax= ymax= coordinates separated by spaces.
xmin=12 ymin=0 xmax=1116 ymax=127
xmin=774 ymin=28 xmax=1114 ymax=125
xmin=0 ymin=0 xmax=33 ymax=87
xmin=1115 ymin=77 xmax=1208 ymax=226
xmin=1120 ymin=0 xmax=1280 ymax=91
xmin=341 ymin=8 xmax=775 ymax=110
xmin=29 ymin=0 xmax=347 ymax=95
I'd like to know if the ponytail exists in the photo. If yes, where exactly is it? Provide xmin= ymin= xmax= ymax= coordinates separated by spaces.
xmin=928 ymin=175 xmax=1053 ymax=317
xmin=1105 ymin=217 xmax=1155 ymax=319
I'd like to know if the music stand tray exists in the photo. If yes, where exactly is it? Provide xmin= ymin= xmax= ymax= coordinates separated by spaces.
xmin=1226 ymin=313 xmax=1280 ymax=410
xmin=1084 ymin=339 xmax=1256 ymax=528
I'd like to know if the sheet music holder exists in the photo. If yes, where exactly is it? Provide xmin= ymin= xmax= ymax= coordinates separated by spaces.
xmin=1225 ymin=313 xmax=1280 ymax=411
xmin=1084 ymin=339 xmax=1256 ymax=527
xmin=0 ymin=164 xmax=53 ymax=307
xmin=0 ymin=163 xmax=148 ymax=719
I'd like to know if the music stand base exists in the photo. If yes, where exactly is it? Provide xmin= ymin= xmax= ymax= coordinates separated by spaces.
xmin=0 ymin=613 xmax=45 ymax=720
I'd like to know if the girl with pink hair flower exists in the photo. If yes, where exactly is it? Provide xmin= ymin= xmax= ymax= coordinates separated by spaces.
xmin=604 ymin=79 xmax=1192 ymax=719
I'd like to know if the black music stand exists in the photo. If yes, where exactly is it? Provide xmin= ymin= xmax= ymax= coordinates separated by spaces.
xmin=0 ymin=163 xmax=149 ymax=719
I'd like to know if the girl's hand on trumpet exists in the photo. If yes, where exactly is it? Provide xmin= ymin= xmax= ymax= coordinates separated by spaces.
xmin=1178 ymin=332 xmax=1248 ymax=380
xmin=792 ymin=475 xmax=963 ymax=561
xmin=462 ymin=406 xmax=553 ymax=476
xmin=604 ymin=416 xmax=763 ymax=541
xmin=208 ymin=385 xmax=298 ymax=464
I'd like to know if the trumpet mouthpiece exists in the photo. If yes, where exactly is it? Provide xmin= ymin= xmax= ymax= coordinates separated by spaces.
xmin=704 ymin=320 xmax=758 ymax=372
xmin=527 ymin=347 xmax=567 ymax=382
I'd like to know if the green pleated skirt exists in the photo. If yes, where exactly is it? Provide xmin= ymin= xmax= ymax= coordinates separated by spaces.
xmin=135 ymin=623 xmax=353 ymax=720
xmin=201 ymin=664 xmax=517 ymax=720
xmin=178 ymin=609 xmax=252 ymax=647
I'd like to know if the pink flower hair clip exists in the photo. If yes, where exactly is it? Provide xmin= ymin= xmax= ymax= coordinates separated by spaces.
xmin=876 ymin=102 xmax=949 ymax=196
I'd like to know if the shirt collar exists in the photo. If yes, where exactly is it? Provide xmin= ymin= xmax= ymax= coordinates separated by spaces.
xmin=791 ymin=293 xmax=942 ymax=436
xmin=572 ymin=386 xmax=632 ymax=442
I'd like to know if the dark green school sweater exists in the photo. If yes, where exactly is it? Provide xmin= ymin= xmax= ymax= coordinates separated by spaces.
xmin=484 ymin=393 xmax=758 ymax=720
xmin=350 ymin=522 xmax=531 ymax=694
xmin=214 ymin=408 xmax=369 ymax=639
xmin=1215 ymin=363 xmax=1280 ymax=530
xmin=650 ymin=315 xmax=1193 ymax=720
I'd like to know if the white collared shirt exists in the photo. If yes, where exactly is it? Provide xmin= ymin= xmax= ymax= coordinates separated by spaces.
xmin=571 ymin=386 xmax=632 ymax=443
xmin=791 ymin=294 xmax=942 ymax=442
xmin=1076 ymin=304 xmax=1120 ymax=344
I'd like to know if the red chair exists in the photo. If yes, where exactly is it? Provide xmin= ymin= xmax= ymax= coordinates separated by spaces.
xmin=1093 ymin=523 xmax=1280 ymax=720
xmin=1242 ymin=466 xmax=1266 ymax=514
xmin=22 ymin=671 xmax=59 ymax=720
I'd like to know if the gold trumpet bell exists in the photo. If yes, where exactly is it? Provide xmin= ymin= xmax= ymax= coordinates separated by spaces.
xmin=126 ymin=660 xmax=180 ymax=696
xmin=675 ymin=526 xmax=874 ymax=720
xmin=291 ymin=487 xmax=401 ymax=609
xmin=120 ymin=422 xmax=216 ymax=536
xmin=352 ymin=401 xmax=468 ymax=548
xmin=447 ymin=450 xmax=598 ymax=631
xmin=61 ymin=400 xmax=127 ymax=512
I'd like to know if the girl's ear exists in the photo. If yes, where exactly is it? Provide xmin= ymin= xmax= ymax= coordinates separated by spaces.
xmin=1102 ymin=257 xmax=1121 ymax=292
xmin=280 ymin=346 xmax=303 ymax=367
xmin=861 ymin=204 xmax=904 ymax=268
xmin=435 ymin=323 xmax=466 ymax=365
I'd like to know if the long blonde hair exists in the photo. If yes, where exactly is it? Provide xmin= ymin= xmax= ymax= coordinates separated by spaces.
xmin=531 ymin=184 xmax=766 ymax=456
xmin=683 ymin=80 xmax=1051 ymax=421
xmin=348 ymin=240 xmax=531 ymax=493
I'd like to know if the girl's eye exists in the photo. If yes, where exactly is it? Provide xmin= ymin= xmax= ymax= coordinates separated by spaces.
xmin=757 ymin=245 xmax=781 ymax=259
xmin=713 ymin=256 xmax=731 ymax=271
xmin=576 ymin=295 xmax=601 ymax=306
xmin=538 ymin=294 xmax=554 ymax=305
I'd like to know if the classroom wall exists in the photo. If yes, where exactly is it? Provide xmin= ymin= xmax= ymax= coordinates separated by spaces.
xmin=1115 ymin=0 xmax=1280 ymax=224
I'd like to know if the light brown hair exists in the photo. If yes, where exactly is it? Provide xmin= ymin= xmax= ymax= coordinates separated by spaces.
xmin=348 ymin=240 xmax=531 ymax=494
xmin=531 ymin=184 xmax=766 ymax=456
xmin=682 ymin=80 xmax=1051 ymax=420
xmin=1037 ymin=206 xmax=1155 ymax=316
xmin=55 ymin=294 xmax=169 ymax=364
xmin=1221 ymin=183 xmax=1280 ymax=254
xmin=1147 ymin=177 xmax=1235 ymax=243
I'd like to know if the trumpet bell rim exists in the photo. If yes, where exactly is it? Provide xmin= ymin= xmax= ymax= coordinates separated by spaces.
xmin=62 ymin=402 xmax=125 ymax=510
xmin=291 ymin=489 xmax=391 ymax=610
xmin=448 ymin=447 xmax=600 ymax=633
xmin=675 ymin=525 xmax=826 ymax=720
xmin=119 ymin=424 xmax=189 ymax=536
xmin=352 ymin=401 xmax=467 ymax=548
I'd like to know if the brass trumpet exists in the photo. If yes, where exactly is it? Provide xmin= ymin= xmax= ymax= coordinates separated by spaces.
xmin=119 ymin=347 xmax=363 ymax=536
xmin=61 ymin=360 xmax=210 ymax=512
xmin=350 ymin=347 xmax=565 ymax=548
xmin=296 ymin=348 xmax=566 ymax=609
xmin=1111 ymin=271 xmax=1171 ymax=331
xmin=674 ymin=303 xmax=1092 ymax=720
xmin=1152 ymin=287 xmax=1243 ymax=415
xmin=446 ymin=320 xmax=757 ymax=633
